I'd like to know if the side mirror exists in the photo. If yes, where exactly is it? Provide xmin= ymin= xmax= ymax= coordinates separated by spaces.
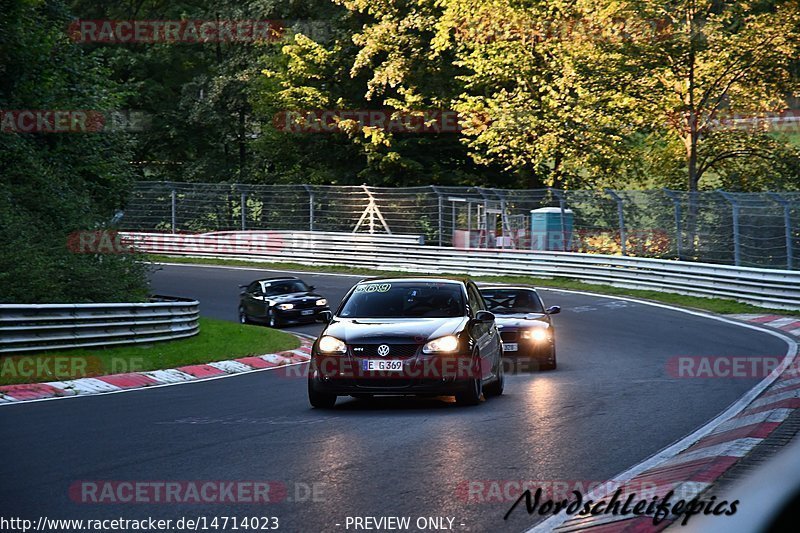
xmin=320 ymin=310 xmax=333 ymax=323
xmin=474 ymin=310 xmax=495 ymax=323
xmin=546 ymin=306 xmax=561 ymax=315
xmin=308 ymin=285 xmax=316 ymax=291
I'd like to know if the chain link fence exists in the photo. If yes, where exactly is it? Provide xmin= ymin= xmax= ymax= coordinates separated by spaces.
xmin=120 ymin=182 xmax=800 ymax=270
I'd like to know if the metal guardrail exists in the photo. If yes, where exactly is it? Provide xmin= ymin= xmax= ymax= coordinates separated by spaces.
xmin=0 ymin=296 xmax=200 ymax=354
xmin=124 ymin=231 xmax=800 ymax=310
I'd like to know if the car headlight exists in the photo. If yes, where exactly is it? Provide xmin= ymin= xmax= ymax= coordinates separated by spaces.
xmin=316 ymin=298 xmax=327 ymax=306
xmin=522 ymin=328 xmax=548 ymax=342
xmin=422 ymin=335 xmax=459 ymax=354
xmin=277 ymin=303 xmax=294 ymax=310
xmin=318 ymin=336 xmax=346 ymax=354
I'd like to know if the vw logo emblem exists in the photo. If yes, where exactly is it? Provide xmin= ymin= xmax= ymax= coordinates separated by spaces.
xmin=377 ymin=344 xmax=390 ymax=357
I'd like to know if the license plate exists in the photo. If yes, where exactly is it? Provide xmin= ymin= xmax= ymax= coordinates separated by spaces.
xmin=503 ymin=343 xmax=518 ymax=352
xmin=362 ymin=359 xmax=403 ymax=372
xmin=301 ymin=309 xmax=314 ymax=316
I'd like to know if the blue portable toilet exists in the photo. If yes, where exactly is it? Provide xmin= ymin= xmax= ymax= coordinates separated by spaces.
xmin=530 ymin=207 xmax=574 ymax=251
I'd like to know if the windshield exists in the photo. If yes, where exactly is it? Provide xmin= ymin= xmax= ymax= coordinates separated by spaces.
xmin=480 ymin=289 xmax=543 ymax=314
xmin=262 ymin=280 xmax=309 ymax=296
xmin=339 ymin=281 xmax=465 ymax=318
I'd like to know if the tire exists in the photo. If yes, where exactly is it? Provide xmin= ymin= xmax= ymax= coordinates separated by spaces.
xmin=539 ymin=341 xmax=557 ymax=371
xmin=268 ymin=308 xmax=281 ymax=328
xmin=308 ymin=380 xmax=336 ymax=408
xmin=455 ymin=354 xmax=483 ymax=406
xmin=238 ymin=306 xmax=250 ymax=324
xmin=484 ymin=357 xmax=504 ymax=397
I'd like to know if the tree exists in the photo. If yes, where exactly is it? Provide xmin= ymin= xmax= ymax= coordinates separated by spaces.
xmin=249 ymin=0 xmax=513 ymax=186
xmin=583 ymin=0 xmax=800 ymax=191
xmin=0 ymin=0 xmax=148 ymax=303
xmin=429 ymin=0 xmax=638 ymax=188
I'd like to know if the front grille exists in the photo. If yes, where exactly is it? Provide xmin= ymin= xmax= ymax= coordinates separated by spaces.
xmin=500 ymin=331 xmax=518 ymax=342
xmin=293 ymin=300 xmax=316 ymax=309
xmin=349 ymin=344 xmax=420 ymax=358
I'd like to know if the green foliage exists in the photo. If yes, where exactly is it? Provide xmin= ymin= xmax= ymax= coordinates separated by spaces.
xmin=0 ymin=0 xmax=148 ymax=303
xmin=249 ymin=0 xmax=513 ymax=186
xmin=574 ymin=0 xmax=800 ymax=190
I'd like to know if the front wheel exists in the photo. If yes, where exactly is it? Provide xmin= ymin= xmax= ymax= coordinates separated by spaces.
xmin=268 ymin=308 xmax=281 ymax=328
xmin=484 ymin=357 xmax=504 ymax=397
xmin=539 ymin=340 xmax=557 ymax=371
xmin=455 ymin=355 xmax=483 ymax=406
xmin=308 ymin=380 xmax=337 ymax=408
xmin=238 ymin=306 xmax=250 ymax=324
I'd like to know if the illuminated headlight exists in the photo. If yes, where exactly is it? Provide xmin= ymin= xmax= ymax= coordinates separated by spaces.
xmin=522 ymin=328 xmax=549 ymax=342
xmin=318 ymin=336 xmax=346 ymax=354
xmin=316 ymin=299 xmax=328 ymax=306
xmin=277 ymin=303 xmax=294 ymax=310
xmin=422 ymin=335 xmax=459 ymax=354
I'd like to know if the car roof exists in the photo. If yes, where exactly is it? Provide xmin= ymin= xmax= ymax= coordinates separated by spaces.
xmin=357 ymin=276 xmax=467 ymax=285
xmin=254 ymin=276 xmax=300 ymax=283
xmin=479 ymin=286 xmax=540 ymax=292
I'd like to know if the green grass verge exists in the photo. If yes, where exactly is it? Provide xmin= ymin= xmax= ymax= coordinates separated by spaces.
xmin=0 ymin=317 xmax=300 ymax=386
xmin=148 ymin=254 xmax=800 ymax=317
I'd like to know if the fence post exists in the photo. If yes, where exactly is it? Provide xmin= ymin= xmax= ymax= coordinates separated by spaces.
xmin=303 ymin=185 xmax=315 ymax=231
xmin=477 ymin=188 xmax=490 ymax=249
xmin=240 ymin=190 xmax=247 ymax=230
xmin=605 ymin=189 xmax=627 ymax=256
xmin=493 ymin=188 xmax=508 ymax=250
xmin=551 ymin=188 xmax=568 ymax=252
xmin=431 ymin=185 xmax=443 ymax=246
xmin=664 ymin=189 xmax=683 ymax=260
xmin=769 ymin=192 xmax=793 ymax=270
xmin=170 ymin=188 xmax=177 ymax=234
xmin=719 ymin=192 xmax=741 ymax=267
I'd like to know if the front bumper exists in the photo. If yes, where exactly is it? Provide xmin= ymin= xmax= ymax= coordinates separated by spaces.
xmin=500 ymin=330 xmax=553 ymax=358
xmin=308 ymin=353 xmax=479 ymax=395
xmin=274 ymin=306 xmax=329 ymax=323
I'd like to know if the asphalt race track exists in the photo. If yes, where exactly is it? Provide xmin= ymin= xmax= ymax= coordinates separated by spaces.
xmin=1 ymin=263 xmax=791 ymax=532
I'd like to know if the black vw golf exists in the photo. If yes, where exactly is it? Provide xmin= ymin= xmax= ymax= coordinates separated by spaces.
xmin=307 ymin=277 xmax=504 ymax=408
xmin=238 ymin=276 xmax=329 ymax=327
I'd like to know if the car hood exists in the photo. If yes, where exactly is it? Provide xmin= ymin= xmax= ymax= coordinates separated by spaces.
xmin=324 ymin=316 xmax=469 ymax=344
xmin=494 ymin=313 xmax=549 ymax=329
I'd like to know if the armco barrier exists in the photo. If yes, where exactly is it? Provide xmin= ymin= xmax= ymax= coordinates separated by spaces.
xmin=121 ymin=231 xmax=800 ymax=310
xmin=0 ymin=296 xmax=199 ymax=354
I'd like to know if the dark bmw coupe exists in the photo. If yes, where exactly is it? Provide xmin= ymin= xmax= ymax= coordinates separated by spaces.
xmin=238 ymin=276 xmax=330 ymax=327
xmin=308 ymin=277 xmax=504 ymax=408
xmin=479 ymin=286 xmax=560 ymax=370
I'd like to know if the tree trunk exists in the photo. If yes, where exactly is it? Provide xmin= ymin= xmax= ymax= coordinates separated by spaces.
xmin=685 ymin=122 xmax=700 ymax=259
xmin=238 ymin=107 xmax=246 ymax=179
xmin=551 ymin=152 xmax=564 ymax=189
